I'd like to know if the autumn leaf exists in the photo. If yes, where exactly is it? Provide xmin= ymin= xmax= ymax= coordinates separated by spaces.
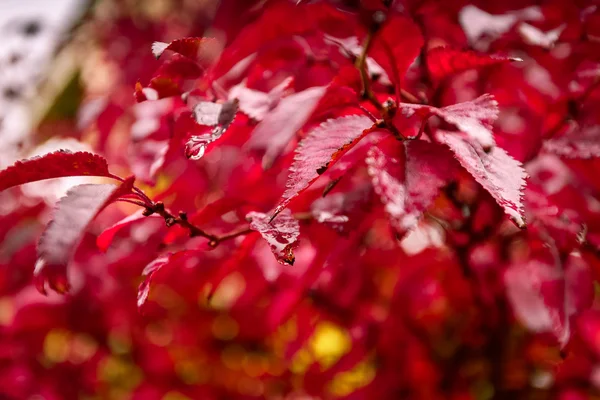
xmin=97 ymin=209 xmax=161 ymax=252
xmin=505 ymin=249 xmax=592 ymax=347
xmin=366 ymin=140 xmax=457 ymax=236
xmin=35 ymin=177 xmax=135 ymax=294
xmin=152 ymin=37 xmax=216 ymax=61
xmin=185 ymin=99 xmax=239 ymax=160
xmin=0 ymin=150 xmax=116 ymax=193
xmin=247 ymin=210 xmax=300 ymax=265
xmin=273 ymin=115 xmax=374 ymax=217
xmin=402 ymin=94 xmax=499 ymax=150
xmin=228 ymin=77 xmax=293 ymax=121
xmin=426 ymin=47 xmax=521 ymax=82
xmin=248 ymin=86 xmax=327 ymax=169
xmin=543 ymin=126 xmax=600 ymax=159
xmin=437 ymin=130 xmax=527 ymax=227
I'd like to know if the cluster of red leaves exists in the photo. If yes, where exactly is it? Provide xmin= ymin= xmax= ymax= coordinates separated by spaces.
xmin=2 ymin=0 xmax=600 ymax=398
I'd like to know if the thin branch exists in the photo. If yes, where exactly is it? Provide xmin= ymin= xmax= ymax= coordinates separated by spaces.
xmin=356 ymin=32 xmax=384 ymax=113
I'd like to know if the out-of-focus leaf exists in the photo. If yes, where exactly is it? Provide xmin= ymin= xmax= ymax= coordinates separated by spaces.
xmin=366 ymin=140 xmax=457 ymax=236
xmin=273 ymin=115 xmax=374 ymax=217
xmin=247 ymin=209 xmax=300 ymax=265
xmin=402 ymin=94 xmax=499 ymax=149
xmin=0 ymin=151 xmax=114 ymax=192
xmin=35 ymin=177 xmax=135 ymax=294
xmin=426 ymin=47 xmax=521 ymax=82
xmin=437 ymin=130 xmax=527 ymax=227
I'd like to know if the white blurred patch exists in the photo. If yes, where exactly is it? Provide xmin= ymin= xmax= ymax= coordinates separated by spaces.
xmin=20 ymin=138 xmax=104 ymax=204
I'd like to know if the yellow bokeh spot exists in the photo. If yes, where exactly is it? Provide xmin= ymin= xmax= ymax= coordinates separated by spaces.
xmin=108 ymin=329 xmax=132 ymax=354
xmin=290 ymin=348 xmax=313 ymax=374
xmin=221 ymin=344 xmax=245 ymax=371
xmin=69 ymin=333 xmax=98 ymax=364
xmin=175 ymin=359 xmax=209 ymax=385
xmin=212 ymin=314 xmax=239 ymax=341
xmin=0 ymin=297 xmax=14 ymax=326
xmin=242 ymin=353 xmax=270 ymax=378
xmin=44 ymin=329 xmax=71 ymax=363
xmin=209 ymin=272 xmax=246 ymax=310
xmin=328 ymin=360 xmax=376 ymax=398
xmin=309 ymin=321 xmax=351 ymax=369
xmin=162 ymin=391 xmax=192 ymax=400
xmin=99 ymin=355 xmax=143 ymax=390
xmin=145 ymin=322 xmax=173 ymax=347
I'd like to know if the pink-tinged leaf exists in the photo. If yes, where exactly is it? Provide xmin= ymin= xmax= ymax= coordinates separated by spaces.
xmin=247 ymin=210 xmax=300 ymax=265
xmin=518 ymin=23 xmax=565 ymax=49
xmin=437 ymin=131 xmax=527 ymax=227
xmin=311 ymin=184 xmax=372 ymax=235
xmin=185 ymin=99 xmax=239 ymax=160
xmin=426 ymin=47 xmax=522 ymax=82
xmin=505 ymin=250 xmax=592 ymax=347
xmin=402 ymin=94 xmax=499 ymax=149
xmin=366 ymin=140 xmax=457 ymax=235
xmin=134 ymin=77 xmax=181 ymax=102
xmin=138 ymin=254 xmax=169 ymax=308
xmin=247 ymin=86 xmax=327 ymax=169
xmin=97 ymin=209 xmax=161 ymax=252
xmin=565 ymin=252 xmax=594 ymax=317
xmin=228 ymin=77 xmax=293 ymax=121
xmin=543 ymin=127 xmax=600 ymax=159
xmin=151 ymin=37 xmax=216 ymax=60
xmin=35 ymin=177 xmax=135 ymax=294
xmin=0 ymin=150 xmax=114 ymax=192
xmin=371 ymin=15 xmax=424 ymax=88
xmin=273 ymin=115 xmax=374 ymax=217
xmin=505 ymin=257 xmax=569 ymax=346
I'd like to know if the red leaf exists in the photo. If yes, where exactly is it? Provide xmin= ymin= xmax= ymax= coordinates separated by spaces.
xmin=0 ymin=150 xmax=114 ymax=193
xmin=505 ymin=256 xmax=568 ymax=346
xmin=366 ymin=140 xmax=457 ymax=235
xmin=402 ymin=94 xmax=499 ymax=149
xmin=248 ymin=86 xmax=327 ymax=169
xmin=97 ymin=210 xmax=161 ymax=252
xmin=34 ymin=177 xmax=135 ymax=294
xmin=185 ymin=99 xmax=239 ymax=160
xmin=543 ymin=126 xmax=600 ymax=159
xmin=437 ymin=131 xmax=527 ymax=227
xmin=311 ymin=184 xmax=373 ymax=235
xmin=151 ymin=37 xmax=216 ymax=61
xmin=228 ymin=77 xmax=293 ymax=121
xmin=138 ymin=251 xmax=201 ymax=308
xmin=247 ymin=210 xmax=300 ymax=265
xmin=426 ymin=47 xmax=521 ymax=82
xmin=505 ymin=250 xmax=592 ymax=347
xmin=370 ymin=15 xmax=424 ymax=89
xmin=273 ymin=115 xmax=374 ymax=217
xmin=134 ymin=77 xmax=181 ymax=102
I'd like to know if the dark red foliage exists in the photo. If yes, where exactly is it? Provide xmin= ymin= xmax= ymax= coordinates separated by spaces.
xmin=2 ymin=1 xmax=600 ymax=399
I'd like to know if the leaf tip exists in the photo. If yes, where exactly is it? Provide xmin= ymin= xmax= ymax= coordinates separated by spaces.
xmin=151 ymin=41 xmax=168 ymax=59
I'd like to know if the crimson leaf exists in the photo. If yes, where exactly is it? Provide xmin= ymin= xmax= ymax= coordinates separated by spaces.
xmin=0 ymin=150 xmax=114 ymax=192
xmin=228 ymin=77 xmax=293 ymax=121
xmin=273 ymin=115 xmax=374 ymax=217
xmin=426 ymin=47 xmax=521 ymax=82
xmin=402 ymin=94 xmax=499 ymax=150
xmin=366 ymin=140 xmax=457 ymax=236
xmin=97 ymin=209 xmax=161 ymax=252
xmin=248 ymin=86 xmax=327 ymax=169
xmin=34 ymin=177 xmax=135 ymax=294
xmin=151 ymin=37 xmax=215 ymax=61
xmin=543 ymin=126 xmax=600 ymax=159
xmin=505 ymin=250 xmax=592 ymax=347
xmin=185 ymin=99 xmax=239 ymax=160
xmin=247 ymin=210 xmax=300 ymax=265
xmin=437 ymin=130 xmax=527 ymax=227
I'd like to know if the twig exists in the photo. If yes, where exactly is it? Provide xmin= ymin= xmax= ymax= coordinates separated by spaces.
xmin=144 ymin=201 xmax=218 ymax=244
